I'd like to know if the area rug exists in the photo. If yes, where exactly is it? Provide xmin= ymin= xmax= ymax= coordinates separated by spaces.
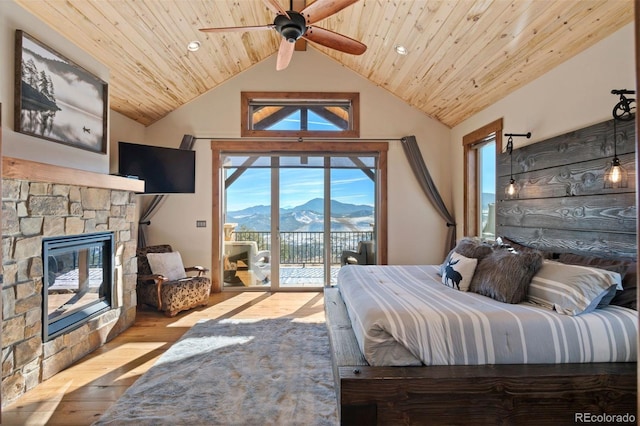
xmin=94 ymin=318 xmax=338 ymax=426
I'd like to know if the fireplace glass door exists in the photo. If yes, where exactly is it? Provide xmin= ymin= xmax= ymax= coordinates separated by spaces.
xmin=42 ymin=232 xmax=114 ymax=341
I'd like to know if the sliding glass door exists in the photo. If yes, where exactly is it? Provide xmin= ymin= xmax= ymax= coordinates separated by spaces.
xmin=220 ymin=151 xmax=378 ymax=290
xmin=222 ymin=158 xmax=271 ymax=288
xmin=277 ymin=156 xmax=327 ymax=288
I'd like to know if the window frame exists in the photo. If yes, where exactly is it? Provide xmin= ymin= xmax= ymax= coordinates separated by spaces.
xmin=462 ymin=118 xmax=503 ymax=237
xmin=241 ymin=92 xmax=360 ymax=138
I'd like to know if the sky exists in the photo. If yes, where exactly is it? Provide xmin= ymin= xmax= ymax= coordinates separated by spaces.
xmin=268 ymin=110 xmax=342 ymax=131
xmin=225 ymin=108 xmax=375 ymax=211
xmin=480 ymin=140 xmax=496 ymax=195
xmin=226 ymin=167 xmax=375 ymax=211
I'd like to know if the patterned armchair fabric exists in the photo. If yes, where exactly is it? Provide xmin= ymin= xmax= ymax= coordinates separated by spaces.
xmin=136 ymin=245 xmax=211 ymax=317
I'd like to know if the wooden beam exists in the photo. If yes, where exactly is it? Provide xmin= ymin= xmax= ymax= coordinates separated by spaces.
xmin=225 ymin=156 xmax=260 ymax=188
xmin=2 ymin=157 xmax=145 ymax=193
xmin=309 ymin=106 xmax=348 ymax=129
xmin=253 ymin=106 xmax=299 ymax=129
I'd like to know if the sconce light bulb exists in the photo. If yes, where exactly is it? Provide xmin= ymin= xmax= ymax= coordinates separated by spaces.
xmin=507 ymin=180 xmax=516 ymax=196
xmin=610 ymin=165 xmax=622 ymax=183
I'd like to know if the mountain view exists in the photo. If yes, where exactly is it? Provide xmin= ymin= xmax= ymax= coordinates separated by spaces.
xmin=226 ymin=198 xmax=374 ymax=232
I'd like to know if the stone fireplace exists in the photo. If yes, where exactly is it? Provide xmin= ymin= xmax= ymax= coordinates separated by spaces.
xmin=1 ymin=157 xmax=143 ymax=406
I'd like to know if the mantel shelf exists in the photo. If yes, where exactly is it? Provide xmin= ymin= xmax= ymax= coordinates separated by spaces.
xmin=2 ymin=156 xmax=145 ymax=192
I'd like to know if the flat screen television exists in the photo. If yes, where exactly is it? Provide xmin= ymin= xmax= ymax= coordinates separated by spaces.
xmin=118 ymin=141 xmax=196 ymax=194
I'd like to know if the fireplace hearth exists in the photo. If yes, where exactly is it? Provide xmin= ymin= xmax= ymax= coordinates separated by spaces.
xmin=42 ymin=232 xmax=114 ymax=341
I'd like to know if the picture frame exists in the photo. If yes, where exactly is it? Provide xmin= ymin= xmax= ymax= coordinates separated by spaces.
xmin=14 ymin=30 xmax=108 ymax=154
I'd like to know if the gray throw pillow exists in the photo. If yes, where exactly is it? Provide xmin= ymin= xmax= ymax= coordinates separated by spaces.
xmin=496 ymin=236 xmax=554 ymax=259
xmin=146 ymin=251 xmax=187 ymax=281
xmin=556 ymin=253 xmax=637 ymax=310
xmin=469 ymin=249 xmax=544 ymax=304
xmin=528 ymin=260 xmax=623 ymax=315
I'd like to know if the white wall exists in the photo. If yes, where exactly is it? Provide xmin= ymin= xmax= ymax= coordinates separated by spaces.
xmin=142 ymin=49 xmax=452 ymax=269
xmin=450 ymin=23 xmax=636 ymax=240
xmin=0 ymin=1 xmax=111 ymax=173
xmin=109 ymin=110 xmax=146 ymax=174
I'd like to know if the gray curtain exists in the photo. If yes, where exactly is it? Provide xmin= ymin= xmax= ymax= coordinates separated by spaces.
xmin=137 ymin=135 xmax=196 ymax=247
xmin=401 ymin=135 xmax=456 ymax=255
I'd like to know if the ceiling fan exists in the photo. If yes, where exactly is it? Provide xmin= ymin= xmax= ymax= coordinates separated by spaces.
xmin=199 ymin=0 xmax=367 ymax=70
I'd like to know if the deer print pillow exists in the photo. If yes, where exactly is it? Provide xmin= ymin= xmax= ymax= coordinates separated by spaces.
xmin=441 ymin=251 xmax=478 ymax=292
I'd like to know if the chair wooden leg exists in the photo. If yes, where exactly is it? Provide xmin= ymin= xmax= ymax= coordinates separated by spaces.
xmin=154 ymin=280 xmax=163 ymax=311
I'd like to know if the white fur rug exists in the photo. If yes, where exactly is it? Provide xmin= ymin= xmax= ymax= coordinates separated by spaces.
xmin=94 ymin=318 xmax=338 ymax=426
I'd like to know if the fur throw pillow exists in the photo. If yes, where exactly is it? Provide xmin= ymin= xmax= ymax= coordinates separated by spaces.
xmin=454 ymin=237 xmax=494 ymax=260
xmin=469 ymin=249 xmax=544 ymax=304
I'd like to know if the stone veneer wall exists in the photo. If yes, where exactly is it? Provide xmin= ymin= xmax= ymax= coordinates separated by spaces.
xmin=1 ymin=178 xmax=139 ymax=406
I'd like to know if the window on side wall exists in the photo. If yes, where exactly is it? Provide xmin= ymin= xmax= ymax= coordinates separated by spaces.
xmin=241 ymin=92 xmax=359 ymax=138
xmin=462 ymin=119 xmax=503 ymax=239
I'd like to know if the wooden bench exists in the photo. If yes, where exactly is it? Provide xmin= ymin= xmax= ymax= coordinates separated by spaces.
xmin=324 ymin=287 xmax=373 ymax=424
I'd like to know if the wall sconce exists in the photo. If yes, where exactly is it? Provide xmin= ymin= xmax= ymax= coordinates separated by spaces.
xmin=603 ymin=118 xmax=629 ymax=188
xmin=503 ymin=132 xmax=531 ymax=199
xmin=605 ymin=89 xmax=634 ymax=188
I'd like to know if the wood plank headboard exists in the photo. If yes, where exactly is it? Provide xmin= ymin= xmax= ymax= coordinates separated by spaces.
xmin=496 ymin=118 xmax=636 ymax=259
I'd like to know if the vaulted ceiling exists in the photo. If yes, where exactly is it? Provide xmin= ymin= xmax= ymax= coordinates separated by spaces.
xmin=15 ymin=0 xmax=634 ymax=128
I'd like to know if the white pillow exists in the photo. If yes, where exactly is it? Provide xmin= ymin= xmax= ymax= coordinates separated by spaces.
xmin=441 ymin=251 xmax=477 ymax=291
xmin=528 ymin=260 xmax=623 ymax=315
xmin=146 ymin=251 xmax=187 ymax=281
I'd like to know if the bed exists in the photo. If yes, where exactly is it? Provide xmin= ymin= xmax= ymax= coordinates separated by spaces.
xmin=325 ymin=260 xmax=637 ymax=425
xmin=325 ymin=118 xmax=638 ymax=425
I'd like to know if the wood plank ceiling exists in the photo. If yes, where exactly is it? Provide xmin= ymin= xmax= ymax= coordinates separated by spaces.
xmin=14 ymin=0 xmax=633 ymax=128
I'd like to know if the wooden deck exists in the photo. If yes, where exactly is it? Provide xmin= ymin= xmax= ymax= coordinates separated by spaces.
xmin=2 ymin=292 xmax=325 ymax=425
xmin=225 ymin=265 xmax=341 ymax=288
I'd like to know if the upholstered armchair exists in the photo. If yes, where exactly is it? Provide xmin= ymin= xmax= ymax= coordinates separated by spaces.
xmin=136 ymin=245 xmax=211 ymax=317
xmin=340 ymin=241 xmax=376 ymax=266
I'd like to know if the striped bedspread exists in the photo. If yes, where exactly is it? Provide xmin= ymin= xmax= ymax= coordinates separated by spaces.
xmin=337 ymin=264 xmax=638 ymax=366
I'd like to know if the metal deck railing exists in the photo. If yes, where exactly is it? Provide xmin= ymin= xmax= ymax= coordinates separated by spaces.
xmin=233 ymin=231 xmax=373 ymax=265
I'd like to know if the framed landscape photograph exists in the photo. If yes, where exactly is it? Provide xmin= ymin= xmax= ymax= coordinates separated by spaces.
xmin=14 ymin=30 xmax=108 ymax=154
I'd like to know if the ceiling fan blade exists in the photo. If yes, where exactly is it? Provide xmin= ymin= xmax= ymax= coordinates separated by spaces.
xmin=261 ymin=0 xmax=290 ymax=19
xmin=300 ymin=0 xmax=359 ymax=24
xmin=276 ymin=39 xmax=296 ymax=70
xmin=200 ymin=24 xmax=274 ymax=33
xmin=303 ymin=26 xmax=366 ymax=55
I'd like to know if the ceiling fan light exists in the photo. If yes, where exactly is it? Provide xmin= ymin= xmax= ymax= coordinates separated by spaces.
xmin=281 ymin=26 xmax=303 ymax=42
xmin=187 ymin=41 xmax=201 ymax=52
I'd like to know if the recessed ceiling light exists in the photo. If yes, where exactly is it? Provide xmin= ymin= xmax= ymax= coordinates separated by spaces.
xmin=187 ymin=41 xmax=201 ymax=52
xmin=394 ymin=44 xmax=408 ymax=55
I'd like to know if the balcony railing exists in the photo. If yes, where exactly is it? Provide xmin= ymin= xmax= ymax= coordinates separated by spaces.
xmin=234 ymin=231 xmax=373 ymax=265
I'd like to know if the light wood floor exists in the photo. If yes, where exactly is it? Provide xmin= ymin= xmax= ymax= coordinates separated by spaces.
xmin=2 ymin=291 xmax=326 ymax=425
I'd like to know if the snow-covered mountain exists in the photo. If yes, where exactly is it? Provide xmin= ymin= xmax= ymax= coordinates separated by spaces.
xmin=226 ymin=198 xmax=374 ymax=232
